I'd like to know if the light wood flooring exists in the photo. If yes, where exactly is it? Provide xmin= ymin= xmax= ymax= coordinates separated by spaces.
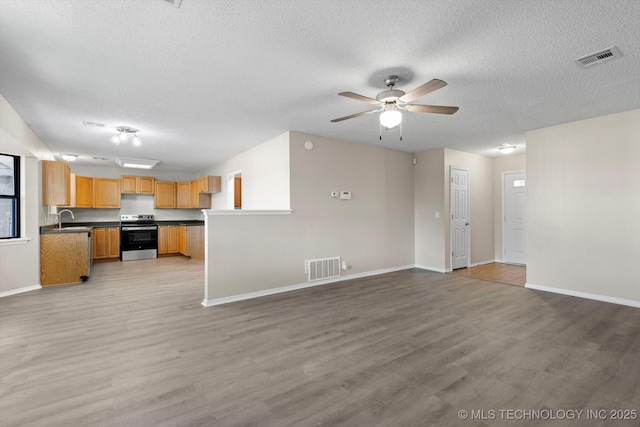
xmin=450 ymin=262 xmax=526 ymax=287
xmin=1 ymin=258 xmax=639 ymax=427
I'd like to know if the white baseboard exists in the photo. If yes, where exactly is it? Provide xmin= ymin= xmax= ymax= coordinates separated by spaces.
xmin=202 ymin=265 xmax=416 ymax=307
xmin=414 ymin=264 xmax=447 ymax=273
xmin=0 ymin=284 xmax=42 ymax=298
xmin=525 ymin=283 xmax=640 ymax=308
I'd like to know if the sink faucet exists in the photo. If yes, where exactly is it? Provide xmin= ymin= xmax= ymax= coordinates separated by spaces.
xmin=57 ymin=209 xmax=75 ymax=229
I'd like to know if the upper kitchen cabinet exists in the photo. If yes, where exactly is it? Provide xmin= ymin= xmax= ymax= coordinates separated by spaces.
xmin=177 ymin=182 xmax=191 ymax=209
xmin=121 ymin=175 xmax=155 ymax=195
xmin=196 ymin=176 xmax=221 ymax=193
xmin=94 ymin=178 xmax=121 ymax=208
xmin=74 ymin=175 xmax=94 ymax=208
xmin=42 ymin=160 xmax=70 ymax=206
xmin=155 ymin=181 xmax=177 ymax=208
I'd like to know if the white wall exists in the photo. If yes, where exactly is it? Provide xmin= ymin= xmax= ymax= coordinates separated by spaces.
xmin=493 ymin=154 xmax=526 ymax=261
xmin=203 ymin=132 xmax=290 ymax=210
xmin=0 ymin=96 xmax=52 ymax=295
xmin=204 ymin=132 xmax=415 ymax=302
xmin=526 ymin=109 xmax=640 ymax=305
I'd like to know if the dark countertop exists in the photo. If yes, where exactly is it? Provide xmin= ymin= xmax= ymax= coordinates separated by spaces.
xmin=155 ymin=220 xmax=204 ymax=226
xmin=40 ymin=220 xmax=204 ymax=234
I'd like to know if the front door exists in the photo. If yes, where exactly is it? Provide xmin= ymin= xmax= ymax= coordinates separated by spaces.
xmin=451 ymin=167 xmax=469 ymax=270
xmin=503 ymin=171 xmax=526 ymax=264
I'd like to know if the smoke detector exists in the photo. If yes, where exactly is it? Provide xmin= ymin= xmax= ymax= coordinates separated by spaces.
xmin=574 ymin=46 xmax=622 ymax=68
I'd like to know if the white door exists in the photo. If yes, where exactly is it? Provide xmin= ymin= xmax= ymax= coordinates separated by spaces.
xmin=503 ymin=171 xmax=526 ymax=264
xmin=451 ymin=167 xmax=469 ymax=270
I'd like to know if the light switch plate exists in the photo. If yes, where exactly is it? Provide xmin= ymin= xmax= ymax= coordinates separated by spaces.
xmin=340 ymin=191 xmax=352 ymax=200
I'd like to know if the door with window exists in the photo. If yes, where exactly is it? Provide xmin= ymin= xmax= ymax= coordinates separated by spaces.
xmin=0 ymin=153 xmax=20 ymax=239
xmin=503 ymin=171 xmax=526 ymax=264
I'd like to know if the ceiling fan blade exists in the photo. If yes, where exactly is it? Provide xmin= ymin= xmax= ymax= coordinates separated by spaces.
xmin=330 ymin=109 xmax=378 ymax=122
xmin=339 ymin=92 xmax=381 ymax=105
xmin=398 ymin=79 xmax=447 ymax=103
xmin=405 ymin=104 xmax=459 ymax=115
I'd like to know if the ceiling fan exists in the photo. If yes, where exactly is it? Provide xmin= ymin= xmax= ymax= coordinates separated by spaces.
xmin=331 ymin=75 xmax=458 ymax=138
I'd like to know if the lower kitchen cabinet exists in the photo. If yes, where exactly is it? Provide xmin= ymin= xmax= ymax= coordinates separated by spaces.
xmin=158 ymin=225 xmax=179 ymax=255
xmin=158 ymin=224 xmax=203 ymax=259
xmin=41 ymin=232 xmax=90 ymax=286
xmin=92 ymin=227 xmax=120 ymax=260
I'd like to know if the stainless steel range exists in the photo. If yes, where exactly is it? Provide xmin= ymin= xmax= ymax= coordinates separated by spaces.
xmin=120 ymin=214 xmax=158 ymax=261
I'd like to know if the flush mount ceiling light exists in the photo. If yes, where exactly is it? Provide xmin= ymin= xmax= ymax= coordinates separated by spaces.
xmin=115 ymin=157 xmax=159 ymax=169
xmin=110 ymin=126 xmax=142 ymax=147
xmin=60 ymin=154 xmax=78 ymax=162
xmin=498 ymin=144 xmax=516 ymax=154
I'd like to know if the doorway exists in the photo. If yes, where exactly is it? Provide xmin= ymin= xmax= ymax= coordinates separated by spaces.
xmin=227 ymin=171 xmax=242 ymax=210
xmin=503 ymin=171 xmax=526 ymax=264
xmin=450 ymin=167 xmax=470 ymax=270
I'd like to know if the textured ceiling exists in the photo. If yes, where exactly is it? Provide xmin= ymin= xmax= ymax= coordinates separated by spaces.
xmin=1 ymin=0 xmax=639 ymax=172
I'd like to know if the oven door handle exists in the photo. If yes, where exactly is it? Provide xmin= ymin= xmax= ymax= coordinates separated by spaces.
xmin=121 ymin=226 xmax=158 ymax=231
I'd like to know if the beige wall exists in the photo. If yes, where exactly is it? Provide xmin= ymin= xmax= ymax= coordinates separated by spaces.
xmin=414 ymin=149 xmax=446 ymax=271
xmin=493 ymin=154 xmax=526 ymax=261
xmin=0 ymin=96 xmax=51 ymax=295
xmin=203 ymin=132 xmax=290 ymax=210
xmin=526 ymin=109 xmax=640 ymax=304
xmin=204 ymin=132 xmax=415 ymax=301
xmin=443 ymin=148 xmax=494 ymax=269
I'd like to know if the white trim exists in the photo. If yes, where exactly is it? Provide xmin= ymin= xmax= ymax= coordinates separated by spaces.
xmin=0 ymin=237 xmax=32 ymax=246
xmin=202 ymin=265 xmax=415 ymax=307
xmin=0 ymin=284 xmax=41 ymax=298
xmin=203 ymin=209 xmax=292 ymax=216
xmin=525 ymin=282 xmax=640 ymax=308
xmin=414 ymin=264 xmax=447 ymax=273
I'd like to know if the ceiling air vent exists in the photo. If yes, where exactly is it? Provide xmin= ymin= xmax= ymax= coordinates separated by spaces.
xmin=82 ymin=121 xmax=104 ymax=127
xmin=574 ymin=46 xmax=622 ymax=68
xmin=160 ymin=0 xmax=182 ymax=8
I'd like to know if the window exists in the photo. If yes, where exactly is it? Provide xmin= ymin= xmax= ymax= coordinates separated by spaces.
xmin=0 ymin=153 xmax=20 ymax=239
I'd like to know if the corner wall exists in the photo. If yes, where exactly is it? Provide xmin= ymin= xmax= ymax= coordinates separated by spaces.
xmin=526 ymin=109 xmax=640 ymax=305
xmin=204 ymin=132 xmax=415 ymax=302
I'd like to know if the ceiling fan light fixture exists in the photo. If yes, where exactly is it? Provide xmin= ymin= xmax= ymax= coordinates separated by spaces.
xmin=61 ymin=154 xmax=78 ymax=162
xmin=380 ymin=109 xmax=402 ymax=129
xmin=110 ymin=134 xmax=122 ymax=145
xmin=131 ymin=133 xmax=142 ymax=147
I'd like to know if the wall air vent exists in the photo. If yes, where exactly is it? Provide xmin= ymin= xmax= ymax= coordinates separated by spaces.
xmin=305 ymin=257 xmax=341 ymax=282
xmin=574 ymin=46 xmax=622 ymax=68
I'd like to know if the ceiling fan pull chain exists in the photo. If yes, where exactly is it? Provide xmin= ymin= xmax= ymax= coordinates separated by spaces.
xmin=379 ymin=122 xmax=382 ymax=140
xmin=400 ymin=121 xmax=403 ymax=141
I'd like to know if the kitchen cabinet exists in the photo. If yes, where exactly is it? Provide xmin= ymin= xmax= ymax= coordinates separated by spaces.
xmin=122 ymin=175 xmax=155 ymax=194
xmin=42 ymin=160 xmax=70 ymax=206
xmin=74 ymin=175 xmax=94 ymax=208
xmin=41 ymin=232 xmax=89 ymax=286
xmin=94 ymin=178 xmax=121 ymax=208
xmin=179 ymin=225 xmax=188 ymax=255
xmin=158 ymin=225 xmax=179 ymax=254
xmin=196 ymin=175 xmax=221 ymax=193
xmin=189 ymin=180 xmax=212 ymax=209
xmin=92 ymin=227 xmax=120 ymax=260
xmin=177 ymin=182 xmax=191 ymax=208
xmin=187 ymin=225 xmax=205 ymax=260
xmin=155 ymin=182 xmax=177 ymax=208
